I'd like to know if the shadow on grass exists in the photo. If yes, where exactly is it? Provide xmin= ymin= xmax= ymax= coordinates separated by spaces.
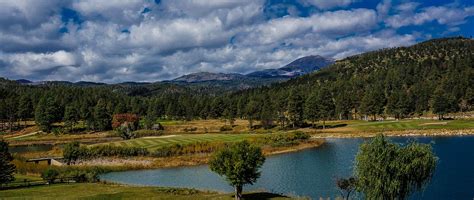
xmin=241 ymin=192 xmax=288 ymax=199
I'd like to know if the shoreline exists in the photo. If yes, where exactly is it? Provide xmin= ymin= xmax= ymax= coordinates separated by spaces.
xmin=75 ymin=139 xmax=325 ymax=170
xmin=311 ymin=129 xmax=474 ymax=139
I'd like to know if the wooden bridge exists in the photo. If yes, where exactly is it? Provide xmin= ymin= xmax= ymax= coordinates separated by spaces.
xmin=26 ymin=157 xmax=64 ymax=166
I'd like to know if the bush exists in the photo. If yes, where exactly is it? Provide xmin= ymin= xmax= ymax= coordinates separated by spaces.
xmin=41 ymin=168 xmax=59 ymax=184
xmin=133 ymin=129 xmax=164 ymax=138
xmin=220 ymin=125 xmax=233 ymax=132
xmin=253 ymin=132 xmax=311 ymax=147
xmin=154 ymin=142 xmax=227 ymax=157
xmin=183 ymin=127 xmax=197 ymax=132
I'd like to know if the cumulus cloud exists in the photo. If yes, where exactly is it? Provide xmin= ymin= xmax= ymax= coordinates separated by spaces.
xmin=0 ymin=0 xmax=471 ymax=82
xmin=301 ymin=0 xmax=355 ymax=10
xmin=386 ymin=5 xmax=474 ymax=28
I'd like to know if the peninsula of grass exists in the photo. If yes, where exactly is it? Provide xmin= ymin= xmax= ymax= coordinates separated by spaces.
xmin=96 ymin=133 xmax=262 ymax=151
xmin=0 ymin=183 xmax=297 ymax=200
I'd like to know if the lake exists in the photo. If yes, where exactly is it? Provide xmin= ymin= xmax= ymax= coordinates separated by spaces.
xmin=100 ymin=136 xmax=474 ymax=199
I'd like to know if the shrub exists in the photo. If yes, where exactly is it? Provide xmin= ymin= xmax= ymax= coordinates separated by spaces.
xmin=220 ymin=125 xmax=233 ymax=132
xmin=154 ymin=142 xmax=227 ymax=157
xmin=133 ymin=129 xmax=164 ymax=138
xmin=41 ymin=168 xmax=59 ymax=184
xmin=183 ymin=127 xmax=197 ymax=132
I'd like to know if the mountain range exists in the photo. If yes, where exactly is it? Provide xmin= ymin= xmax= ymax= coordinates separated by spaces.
xmin=15 ymin=55 xmax=334 ymax=90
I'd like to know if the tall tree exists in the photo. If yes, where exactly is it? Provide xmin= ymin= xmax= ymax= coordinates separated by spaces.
xmin=359 ymin=85 xmax=385 ymax=121
xmin=355 ymin=134 xmax=437 ymax=200
xmin=315 ymin=86 xmax=335 ymax=129
xmin=64 ymin=105 xmax=80 ymax=132
xmin=287 ymin=89 xmax=304 ymax=128
xmin=93 ymin=99 xmax=111 ymax=131
xmin=245 ymin=100 xmax=259 ymax=129
xmin=209 ymin=141 xmax=265 ymax=200
xmin=0 ymin=140 xmax=15 ymax=186
xmin=305 ymin=89 xmax=319 ymax=127
xmin=35 ymin=95 xmax=58 ymax=132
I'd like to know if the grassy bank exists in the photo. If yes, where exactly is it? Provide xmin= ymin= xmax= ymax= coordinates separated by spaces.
xmin=0 ymin=183 xmax=298 ymax=200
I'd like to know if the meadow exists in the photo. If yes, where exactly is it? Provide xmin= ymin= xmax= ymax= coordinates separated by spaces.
xmin=0 ymin=183 xmax=296 ymax=200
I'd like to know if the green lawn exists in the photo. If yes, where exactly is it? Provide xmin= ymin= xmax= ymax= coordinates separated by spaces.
xmin=0 ymin=183 xmax=296 ymax=200
xmin=97 ymin=134 xmax=260 ymax=151
xmin=348 ymin=119 xmax=474 ymax=132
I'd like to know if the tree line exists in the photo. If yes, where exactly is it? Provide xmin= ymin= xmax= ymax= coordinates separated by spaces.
xmin=0 ymin=37 xmax=472 ymax=133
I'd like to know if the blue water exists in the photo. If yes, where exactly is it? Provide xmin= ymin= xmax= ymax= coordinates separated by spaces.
xmin=100 ymin=136 xmax=474 ymax=199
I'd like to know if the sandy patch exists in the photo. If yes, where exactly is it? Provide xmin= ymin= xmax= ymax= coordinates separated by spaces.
xmin=419 ymin=122 xmax=448 ymax=126
xmin=142 ymin=135 xmax=178 ymax=139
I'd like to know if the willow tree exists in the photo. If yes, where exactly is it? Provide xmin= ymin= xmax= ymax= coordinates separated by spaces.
xmin=355 ymin=134 xmax=437 ymax=200
xmin=209 ymin=141 xmax=265 ymax=200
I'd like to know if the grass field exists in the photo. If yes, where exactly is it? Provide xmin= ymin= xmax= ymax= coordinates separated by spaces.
xmin=98 ymin=134 xmax=261 ymax=151
xmin=0 ymin=183 xmax=296 ymax=200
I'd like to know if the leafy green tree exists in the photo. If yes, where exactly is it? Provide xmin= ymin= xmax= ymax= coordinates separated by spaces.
xmin=355 ymin=134 xmax=437 ymax=200
xmin=209 ymin=141 xmax=265 ymax=200
xmin=63 ymin=142 xmax=81 ymax=165
xmin=35 ymin=95 xmax=58 ymax=132
xmin=41 ymin=168 xmax=59 ymax=184
xmin=93 ymin=99 xmax=111 ymax=131
xmin=336 ymin=177 xmax=357 ymax=200
xmin=287 ymin=89 xmax=304 ymax=128
xmin=0 ymin=140 xmax=15 ymax=186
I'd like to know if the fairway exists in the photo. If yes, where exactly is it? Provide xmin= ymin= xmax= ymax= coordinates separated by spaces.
xmin=97 ymin=134 xmax=260 ymax=151
xmin=350 ymin=119 xmax=474 ymax=132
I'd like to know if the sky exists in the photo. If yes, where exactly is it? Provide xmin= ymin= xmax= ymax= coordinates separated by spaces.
xmin=0 ymin=0 xmax=473 ymax=83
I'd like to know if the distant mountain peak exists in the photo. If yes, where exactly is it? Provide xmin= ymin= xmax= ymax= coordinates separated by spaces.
xmin=172 ymin=72 xmax=246 ymax=83
xmin=247 ymin=55 xmax=334 ymax=78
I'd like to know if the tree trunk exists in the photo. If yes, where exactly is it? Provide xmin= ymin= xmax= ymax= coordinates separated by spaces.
xmin=235 ymin=185 xmax=242 ymax=200
xmin=323 ymin=120 xmax=326 ymax=130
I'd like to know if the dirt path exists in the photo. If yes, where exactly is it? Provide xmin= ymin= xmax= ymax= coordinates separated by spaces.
xmin=10 ymin=131 xmax=40 ymax=139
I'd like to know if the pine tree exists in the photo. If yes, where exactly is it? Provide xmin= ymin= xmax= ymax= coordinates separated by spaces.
xmin=305 ymin=89 xmax=319 ymax=127
xmin=93 ymin=99 xmax=111 ymax=131
xmin=0 ymin=140 xmax=15 ymax=186
xmin=316 ymin=86 xmax=335 ymax=129
xmin=35 ymin=95 xmax=58 ymax=132
xmin=287 ymin=89 xmax=304 ymax=128
xmin=64 ymin=105 xmax=80 ymax=132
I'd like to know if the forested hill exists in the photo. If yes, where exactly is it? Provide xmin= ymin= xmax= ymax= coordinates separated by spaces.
xmin=0 ymin=37 xmax=472 ymax=132
xmin=230 ymin=37 xmax=473 ymax=120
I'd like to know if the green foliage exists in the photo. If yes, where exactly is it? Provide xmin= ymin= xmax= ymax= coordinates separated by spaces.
xmin=154 ymin=142 xmax=227 ymax=157
xmin=209 ymin=141 xmax=265 ymax=200
xmin=35 ymin=95 xmax=59 ymax=132
xmin=93 ymin=99 xmax=111 ymax=131
xmin=0 ymin=140 xmax=15 ymax=185
xmin=63 ymin=142 xmax=81 ymax=165
xmin=64 ymin=144 xmax=149 ymax=162
xmin=254 ymin=132 xmax=310 ymax=147
xmin=41 ymin=168 xmax=59 ymax=184
xmin=287 ymin=89 xmax=304 ymax=128
xmin=132 ymin=129 xmax=164 ymax=138
xmin=355 ymin=134 xmax=437 ymax=200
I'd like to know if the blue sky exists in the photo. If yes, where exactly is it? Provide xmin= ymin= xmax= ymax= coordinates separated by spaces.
xmin=0 ymin=0 xmax=473 ymax=83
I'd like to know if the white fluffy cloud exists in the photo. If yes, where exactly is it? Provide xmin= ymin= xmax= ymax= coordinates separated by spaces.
xmin=301 ymin=0 xmax=355 ymax=9
xmin=386 ymin=6 xmax=474 ymax=28
xmin=0 ymin=0 xmax=470 ymax=82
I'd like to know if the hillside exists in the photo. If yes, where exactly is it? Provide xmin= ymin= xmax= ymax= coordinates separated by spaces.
xmin=247 ymin=55 xmax=334 ymax=78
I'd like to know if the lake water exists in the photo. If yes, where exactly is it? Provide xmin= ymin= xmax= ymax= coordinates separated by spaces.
xmin=100 ymin=136 xmax=474 ymax=199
